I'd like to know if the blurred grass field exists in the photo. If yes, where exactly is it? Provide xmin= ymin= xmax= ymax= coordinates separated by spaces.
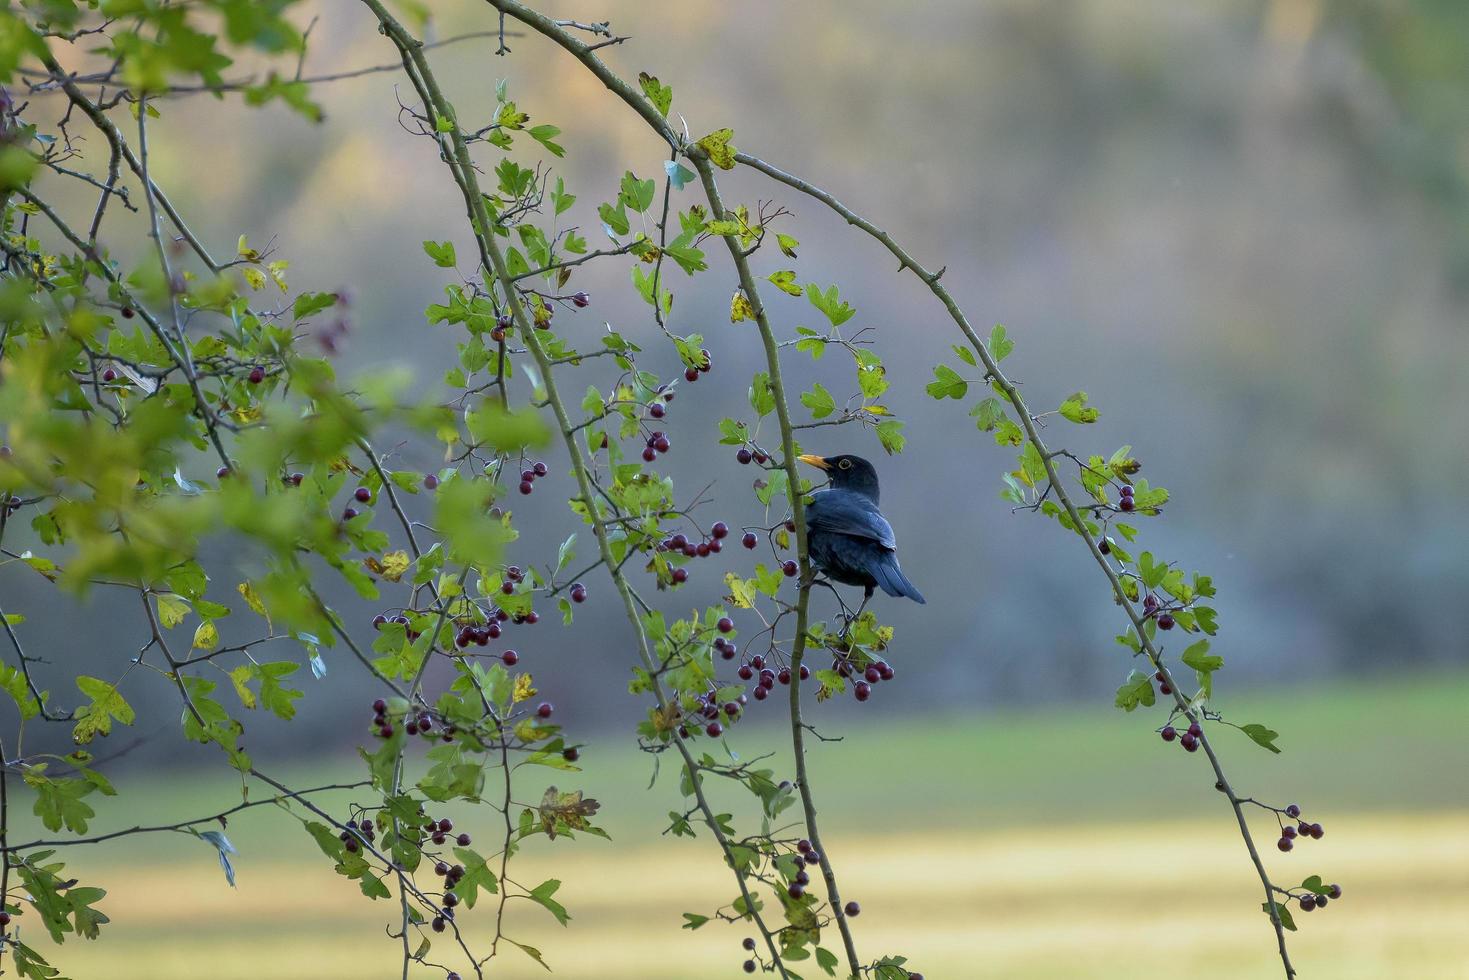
xmin=14 ymin=673 xmax=1469 ymax=978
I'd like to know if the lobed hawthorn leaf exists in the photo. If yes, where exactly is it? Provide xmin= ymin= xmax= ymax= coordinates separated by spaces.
xmin=72 ymin=676 xmax=135 ymax=744
xmin=926 ymin=364 xmax=967 ymax=400
xmin=767 ymin=270 xmax=802 ymax=296
xmin=1114 ymin=669 xmax=1156 ymax=712
xmin=638 ymin=72 xmax=673 ymax=116
xmin=801 ymin=383 xmax=836 ymax=419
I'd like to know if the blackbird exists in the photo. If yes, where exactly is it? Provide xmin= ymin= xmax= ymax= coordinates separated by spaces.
xmin=797 ymin=453 xmax=925 ymax=609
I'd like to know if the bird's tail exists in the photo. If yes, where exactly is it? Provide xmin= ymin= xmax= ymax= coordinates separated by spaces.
xmin=873 ymin=555 xmax=926 ymax=604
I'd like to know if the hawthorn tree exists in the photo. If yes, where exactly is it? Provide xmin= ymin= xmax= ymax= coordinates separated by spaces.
xmin=0 ymin=2 xmax=1337 ymax=978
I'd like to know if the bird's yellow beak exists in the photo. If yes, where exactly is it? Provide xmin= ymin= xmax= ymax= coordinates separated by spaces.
xmin=797 ymin=454 xmax=829 ymax=470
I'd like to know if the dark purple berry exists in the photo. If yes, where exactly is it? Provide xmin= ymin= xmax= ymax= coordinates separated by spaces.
xmin=248 ymin=366 xmax=265 ymax=384
xmin=1299 ymin=894 xmax=1316 ymax=912
xmin=1157 ymin=613 xmax=1175 ymax=630
xmin=782 ymin=560 xmax=798 ymax=577
xmin=1285 ymin=804 xmax=1301 ymax=818
xmin=571 ymin=291 xmax=590 ymax=308
xmin=854 ymin=681 xmax=871 ymax=702
xmin=844 ymin=901 xmax=860 ymax=917
xmin=354 ymin=486 xmax=371 ymax=503
xmin=1161 ymin=726 xmax=1177 ymax=742
xmin=742 ymin=531 xmax=758 ymax=549
xmin=705 ymin=721 xmax=723 ymax=737
xmin=717 ymin=617 xmax=734 ymax=634
xmin=1277 ymin=837 xmax=1293 ymax=852
xmin=736 ymin=448 xmax=753 ymax=465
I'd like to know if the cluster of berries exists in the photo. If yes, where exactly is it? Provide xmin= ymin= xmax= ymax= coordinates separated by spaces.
xmin=1118 ymin=483 xmax=1136 ymax=512
xmin=1297 ymin=882 xmax=1342 ymax=912
xmin=1159 ymin=719 xmax=1202 ymax=752
xmin=339 ymin=816 xmax=377 ymax=854
xmin=1142 ymin=593 xmax=1175 ymax=630
xmin=682 ymin=348 xmax=713 ymax=383
xmin=518 ymin=460 xmax=549 ymax=495
xmin=371 ymin=613 xmax=421 ymax=642
xmin=831 ymin=655 xmax=895 ymax=702
xmin=342 ymin=485 xmax=373 ymax=521
xmin=734 ymin=446 xmax=769 ymax=465
xmin=656 ymin=522 xmax=731 ymax=584
xmin=1277 ymin=803 xmax=1325 ymax=852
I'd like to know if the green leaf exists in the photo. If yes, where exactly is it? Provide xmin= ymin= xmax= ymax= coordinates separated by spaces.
xmin=451 ymin=846 xmax=499 ymax=908
xmin=1113 ymin=669 xmax=1156 ymax=712
xmin=1058 ymin=391 xmax=1099 ymax=423
xmin=1240 ymin=723 xmax=1282 ymax=754
xmin=800 ymin=383 xmax=835 ymax=419
xmin=748 ymin=372 xmax=775 ymax=417
xmin=528 ymin=878 xmax=570 ymax=926
xmin=805 ymin=283 xmax=855 ymax=326
xmin=926 ymin=364 xmax=967 ymax=400
xmin=528 ymin=124 xmax=564 ymax=157
xmin=681 ymin=912 xmax=710 ymax=930
xmin=875 ymin=419 xmax=906 ymax=455
xmin=422 ymin=240 xmax=456 ymax=268
xmin=776 ymin=233 xmax=799 ymax=258
xmin=619 ymin=171 xmax=656 ymax=213
xmin=291 ymin=291 xmax=338 ymax=321
xmin=73 ymin=676 xmax=135 ymax=744
xmin=1181 ymin=640 xmax=1223 ymax=673
xmin=1263 ymin=900 xmax=1297 ymax=931
xmin=638 ymin=72 xmax=672 ymax=116
xmin=988 ymin=323 xmax=1014 ymax=361
xmin=970 ymin=397 xmax=1006 ymax=431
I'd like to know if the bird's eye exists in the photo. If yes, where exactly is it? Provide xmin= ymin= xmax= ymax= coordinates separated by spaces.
xmin=839 ymin=458 xmax=852 ymax=470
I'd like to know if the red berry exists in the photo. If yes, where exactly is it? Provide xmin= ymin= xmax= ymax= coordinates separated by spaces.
xmin=706 ymin=721 xmax=723 ymax=737
xmin=1119 ymin=498 xmax=1136 ymax=512
xmin=424 ymin=474 xmax=439 ymax=490
xmin=1180 ymin=733 xmax=1198 ymax=751
xmin=649 ymin=402 xmax=665 ymax=419
xmin=684 ymin=367 xmax=699 ymax=382
xmin=854 ymin=681 xmax=871 ymax=702
xmin=354 ymin=486 xmax=371 ymax=503
xmin=570 ymin=583 xmax=587 ymax=603
xmin=536 ymin=702 xmax=553 ymax=719
xmin=248 ymin=366 xmax=265 ymax=384
xmin=1160 ymin=726 xmax=1177 ymax=742
xmin=519 ymin=479 xmax=534 ymax=494
xmin=1157 ymin=613 xmax=1175 ymax=630
xmin=672 ymin=568 xmax=688 ymax=584
xmin=742 ymin=531 xmax=758 ymax=549
xmin=1186 ymin=722 xmax=1202 ymax=737
xmin=717 ymin=617 xmax=734 ymax=633
xmin=782 ymin=560 xmax=798 ymax=577
xmin=711 ymin=521 xmax=729 ymax=539
xmin=563 ymin=747 xmax=580 ymax=762
xmin=654 ymin=435 xmax=671 ymax=453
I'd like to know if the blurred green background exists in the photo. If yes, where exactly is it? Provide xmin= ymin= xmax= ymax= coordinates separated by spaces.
xmin=7 ymin=0 xmax=1469 ymax=976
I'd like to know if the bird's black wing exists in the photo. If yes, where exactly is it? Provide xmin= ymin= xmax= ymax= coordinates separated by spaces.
xmin=806 ymin=489 xmax=896 ymax=551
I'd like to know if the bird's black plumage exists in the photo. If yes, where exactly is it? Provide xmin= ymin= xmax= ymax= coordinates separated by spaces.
xmin=798 ymin=453 xmax=925 ymax=605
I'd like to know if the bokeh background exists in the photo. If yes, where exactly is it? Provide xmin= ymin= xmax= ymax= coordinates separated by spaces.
xmin=5 ymin=0 xmax=1469 ymax=976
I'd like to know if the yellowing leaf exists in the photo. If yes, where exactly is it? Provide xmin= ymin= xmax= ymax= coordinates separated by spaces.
xmin=156 ymin=593 xmax=191 ymax=629
xmin=241 ymin=266 xmax=266 ymax=290
xmin=365 ymin=550 xmax=411 ymax=583
xmin=730 ymin=291 xmax=755 ymax=323
xmin=724 ymin=572 xmax=757 ymax=609
xmin=695 ymin=128 xmax=736 ymax=170
xmin=512 ymin=673 xmax=537 ymax=704
xmin=229 ymin=665 xmax=257 ymax=709
xmin=237 ymin=582 xmax=271 ymax=627
xmin=192 ymin=620 xmax=219 ymax=650
xmin=767 ymin=270 xmax=802 ymax=297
